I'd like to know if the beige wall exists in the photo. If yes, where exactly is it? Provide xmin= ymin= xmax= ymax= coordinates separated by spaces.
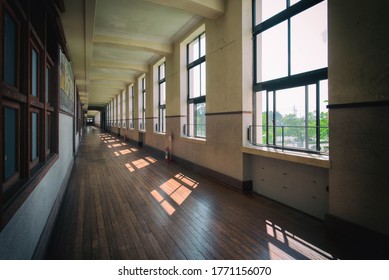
xmin=107 ymin=0 xmax=389 ymax=233
xmin=328 ymin=0 xmax=389 ymax=235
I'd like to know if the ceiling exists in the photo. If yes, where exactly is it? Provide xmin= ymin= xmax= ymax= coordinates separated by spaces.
xmin=60 ymin=0 xmax=224 ymax=115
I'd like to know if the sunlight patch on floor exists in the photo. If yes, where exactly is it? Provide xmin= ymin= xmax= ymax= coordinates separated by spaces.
xmin=265 ymin=220 xmax=334 ymax=260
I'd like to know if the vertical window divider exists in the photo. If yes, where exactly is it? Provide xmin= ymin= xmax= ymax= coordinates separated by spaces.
xmin=316 ymin=81 xmax=321 ymax=151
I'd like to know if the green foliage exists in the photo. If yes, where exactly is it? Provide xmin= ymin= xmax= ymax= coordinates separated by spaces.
xmin=261 ymin=110 xmax=329 ymax=151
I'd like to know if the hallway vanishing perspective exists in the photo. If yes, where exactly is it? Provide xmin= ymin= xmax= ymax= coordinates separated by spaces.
xmin=45 ymin=127 xmax=379 ymax=260
xmin=1 ymin=0 xmax=389 ymax=260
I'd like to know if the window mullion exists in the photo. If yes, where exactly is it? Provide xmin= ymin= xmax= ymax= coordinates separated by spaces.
xmin=316 ymin=81 xmax=321 ymax=151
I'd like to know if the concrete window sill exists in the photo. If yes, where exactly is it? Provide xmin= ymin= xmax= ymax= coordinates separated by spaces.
xmin=242 ymin=145 xmax=330 ymax=169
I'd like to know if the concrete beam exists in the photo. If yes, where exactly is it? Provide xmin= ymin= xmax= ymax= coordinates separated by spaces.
xmin=92 ymin=60 xmax=149 ymax=73
xmin=144 ymin=0 xmax=224 ymax=19
xmin=93 ymin=34 xmax=173 ymax=55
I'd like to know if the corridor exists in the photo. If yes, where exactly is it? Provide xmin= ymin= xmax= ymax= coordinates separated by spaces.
xmin=46 ymin=126 xmax=367 ymax=260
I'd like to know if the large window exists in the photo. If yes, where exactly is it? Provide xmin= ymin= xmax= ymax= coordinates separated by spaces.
xmin=185 ymin=33 xmax=206 ymax=138
xmin=117 ymin=94 xmax=121 ymax=128
xmin=139 ymin=75 xmax=146 ymax=131
xmin=122 ymin=90 xmax=126 ymax=128
xmin=3 ymin=10 xmax=18 ymax=87
xmin=157 ymin=62 xmax=166 ymax=133
xmin=251 ymin=0 xmax=328 ymax=154
xmin=1 ymin=1 xmax=60 ymax=228
xmin=129 ymin=85 xmax=134 ymax=129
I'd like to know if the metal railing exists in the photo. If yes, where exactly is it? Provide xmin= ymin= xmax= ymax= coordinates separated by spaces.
xmin=183 ymin=124 xmax=206 ymax=138
xmin=248 ymin=125 xmax=329 ymax=154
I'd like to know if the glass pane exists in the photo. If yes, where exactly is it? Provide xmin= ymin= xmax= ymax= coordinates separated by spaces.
xmin=276 ymin=86 xmax=306 ymax=148
xmin=258 ymin=21 xmax=288 ymax=82
xmin=45 ymin=67 xmax=50 ymax=103
xmin=200 ymin=33 xmax=206 ymax=57
xmin=201 ymin=62 xmax=206 ymax=96
xmin=291 ymin=0 xmax=328 ymax=74
xmin=196 ymin=102 xmax=206 ymax=137
xmin=160 ymin=81 xmax=166 ymax=105
xmin=159 ymin=108 xmax=166 ymax=133
xmin=46 ymin=114 xmax=51 ymax=152
xmin=267 ymin=91 xmax=274 ymax=144
xmin=31 ymin=112 xmax=38 ymax=161
xmin=4 ymin=11 xmax=17 ymax=86
xmin=290 ymin=0 xmax=302 ymax=5
xmin=142 ymin=91 xmax=146 ymax=110
xmin=159 ymin=63 xmax=165 ymax=80
xmin=189 ymin=64 xmax=201 ymax=98
xmin=258 ymin=0 xmax=286 ymax=23
xmin=4 ymin=107 xmax=18 ymax=179
xmin=122 ymin=92 xmax=126 ymax=120
xmin=32 ymin=48 xmax=38 ymax=97
xmin=188 ymin=38 xmax=199 ymax=63
xmin=142 ymin=77 xmax=146 ymax=91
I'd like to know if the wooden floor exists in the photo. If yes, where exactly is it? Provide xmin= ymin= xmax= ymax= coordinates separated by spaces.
xmin=46 ymin=126 xmax=382 ymax=260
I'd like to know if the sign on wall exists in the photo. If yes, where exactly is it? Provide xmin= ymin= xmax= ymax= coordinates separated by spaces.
xmin=59 ymin=48 xmax=75 ymax=115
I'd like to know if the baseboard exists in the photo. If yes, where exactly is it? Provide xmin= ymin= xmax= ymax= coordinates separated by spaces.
xmin=172 ymin=154 xmax=253 ymax=193
xmin=32 ymin=159 xmax=74 ymax=260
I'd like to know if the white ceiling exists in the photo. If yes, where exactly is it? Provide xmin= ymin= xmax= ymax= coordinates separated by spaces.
xmin=60 ymin=0 xmax=224 ymax=113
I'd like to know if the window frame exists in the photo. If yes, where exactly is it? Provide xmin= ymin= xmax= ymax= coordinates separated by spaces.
xmin=2 ymin=101 xmax=20 ymax=193
xmin=128 ymin=85 xmax=134 ymax=129
xmin=251 ymin=0 xmax=328 ymax=154
xmin=186 ymin=32 xmax=206 ymax=139
xmin=3 ymin=7 xmax=20 ymax=90
xmin=157 ymin=61 xmax=166 ymax=133
xmin=1 ymin=1 xmax=61 ymax=230
xmin=139 ymin=75 xmax=146 ymax=131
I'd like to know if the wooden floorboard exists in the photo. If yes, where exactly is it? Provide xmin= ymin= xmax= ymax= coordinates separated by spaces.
xmin=46 ymin=126 xmax=383 ymax=260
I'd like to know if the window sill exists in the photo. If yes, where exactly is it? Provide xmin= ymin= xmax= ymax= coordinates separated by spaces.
xmin=181 ymin=136 xmax=207 ymax=145
xmin=242 ymin=145 xmax=330 ymax=169
xmin=154 ymin=131 xmax=166 ymax=136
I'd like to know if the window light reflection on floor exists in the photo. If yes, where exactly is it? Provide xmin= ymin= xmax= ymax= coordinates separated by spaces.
xmin=119 ymin=149 xmax=131 ymax=155
xmin=150 ymin=189 xmax=176 ymax=216
xmin=151 ymin=173 xmax=199 ymax=215
xmin=265 ymin=220 xmax=334 ymax=260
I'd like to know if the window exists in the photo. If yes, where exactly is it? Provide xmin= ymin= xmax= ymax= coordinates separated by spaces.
xmin=46 ymin=113 xmax=52 ymax=155
xmin=122 ymin=90 xmax=126 ymax=128
xmin=117 ymin=94 xmax=121 ymax=128
xmin=157 ymin=62 xmax=166 ymax=133
xmin=139 ymin=76 xmax=146 ymax=131
xmin=31 ymin=111 xmax=39 ymax=166
xmin=3 ymin=10 xmax=18 ymax=87
xmin=45 ymin=66 xmax=52 ymax=104
xmin=185 ymin=33 xmax=206 ymax=138
xmin=31 ymin=47 xmax=39 ymax=98
xmin=129 ymin=85 xmax=134 ymax=129
xmin=110 ymin=100 xmax=114 ymax=127
xmin=113 ymin=97 xmax=117 ymax=127
xmin=251 ymin=0 xmax=328 ymax=154
xmin=3 ymin=105 xmax=19 ymax=187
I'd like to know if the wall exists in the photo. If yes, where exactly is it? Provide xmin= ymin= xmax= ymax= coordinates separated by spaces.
xmin=250 ymin=156 xmax=329 ymax=219
xmin=94 ymin=112 xmax=101 ymax=127
xmin=0 ymin=113 xmax=74 ymax=259
xmin=328 ymin=0 xmax=389 ymax=235
xmin=146 ymin=0 xmax=249 ymax=186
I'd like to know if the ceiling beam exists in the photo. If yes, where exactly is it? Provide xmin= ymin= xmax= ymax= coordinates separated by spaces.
xmin=92 ymin=60 xmax=149 ymax=73
xmin=144 ymin=0 xmax=224 ymax=19
xmin=93 ymin=34 xmax=173 ymax=55
xmin=91 ymin=75 xmax=134 ymax=83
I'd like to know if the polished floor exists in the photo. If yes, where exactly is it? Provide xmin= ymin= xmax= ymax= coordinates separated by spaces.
xmin=46 ymin=126 xmax=383 ymax=260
